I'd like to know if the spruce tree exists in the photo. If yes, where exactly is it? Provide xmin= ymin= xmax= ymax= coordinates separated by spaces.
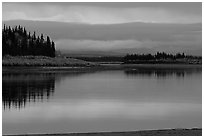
xmin=51 ymin=41 xmax=55 ymax=57
xmin=2 ymin=25 xmax=56 ymax=57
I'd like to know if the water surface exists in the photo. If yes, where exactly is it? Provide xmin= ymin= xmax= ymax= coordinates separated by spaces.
xmin=2 ymin=66 xmax=202 ymax=135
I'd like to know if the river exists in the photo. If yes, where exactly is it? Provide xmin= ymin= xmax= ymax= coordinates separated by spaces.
xmin=2 ymin=65 xmax=202 ymax=135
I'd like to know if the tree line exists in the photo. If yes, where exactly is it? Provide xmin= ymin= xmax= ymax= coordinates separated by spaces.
xmin=123 ymin=52 xmax=201 ymax=61
xmin=2 ymin=25 xmax=56 ymax=57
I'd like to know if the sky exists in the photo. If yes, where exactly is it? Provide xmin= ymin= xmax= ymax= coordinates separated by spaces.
xmin=2 ymin=2 xmax=202 ymax=55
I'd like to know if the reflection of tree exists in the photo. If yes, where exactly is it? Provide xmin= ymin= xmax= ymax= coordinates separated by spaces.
xmin=124 ymin=68 xmax=201 ymax=78
xmin=2 ymin=70 xmax=97 ymax=110
xmin=3 ymin=73 xmax=55 ymax=110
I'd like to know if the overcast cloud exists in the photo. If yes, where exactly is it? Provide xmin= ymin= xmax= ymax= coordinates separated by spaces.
xmin=2 ymin=2 xmax=202 ymax=55
xmin=3 ymin=2 xmax=201 ymax=24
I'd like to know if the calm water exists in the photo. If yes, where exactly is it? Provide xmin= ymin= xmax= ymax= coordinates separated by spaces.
xmin=2 ymin=66 xmax=202 ymax=135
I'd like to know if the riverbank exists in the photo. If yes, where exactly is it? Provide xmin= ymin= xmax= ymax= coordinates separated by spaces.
xmin=5 ymin=128 xmax=202 ymax=136
xmin=3 ymin=56 xmax=202 ymax=67
xmin=2 ymin=56 xmax=97 ymax=67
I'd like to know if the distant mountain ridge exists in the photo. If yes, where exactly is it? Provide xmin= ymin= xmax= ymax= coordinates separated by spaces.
xmin=3 ymin=20 xmax=201 ymax=56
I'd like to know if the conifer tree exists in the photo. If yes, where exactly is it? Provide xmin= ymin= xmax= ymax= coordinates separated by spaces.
xmin=2 ymin=25 xmax=56 ymax=57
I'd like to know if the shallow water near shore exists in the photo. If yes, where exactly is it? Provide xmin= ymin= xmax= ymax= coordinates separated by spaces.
xmin=2 ymin=65 xmax=202 ymax=135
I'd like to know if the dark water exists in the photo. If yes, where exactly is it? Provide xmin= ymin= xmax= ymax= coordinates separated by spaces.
xmin=2 ymin=66 xmax=202 ymax=135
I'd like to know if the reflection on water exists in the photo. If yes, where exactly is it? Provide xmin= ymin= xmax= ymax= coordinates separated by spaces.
xmin=3 ymin=68 xmax=201 ymax=110
xmin=124 ymin=68 xmax=201 ymax=78
xmin=3 ymin=73 xmax=55 ymax=109
xmin=3 ymin=71 xmax=95 ymax=110
xmin=2 ymin=66 xmax=202 ymax=135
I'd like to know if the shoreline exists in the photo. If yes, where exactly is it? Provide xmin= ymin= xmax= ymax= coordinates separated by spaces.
xmin=3 ymin=63 xmax=202 ymax=73
xmin=4 ymin=128 xmax=202 ymax=136
xmin=2 ymin=56 xmax=98 ymax=67
xmin=2 ymin=56 xmax=201 ymax=67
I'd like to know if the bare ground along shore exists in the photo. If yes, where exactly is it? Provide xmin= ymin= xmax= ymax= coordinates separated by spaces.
xmin=4 ymin=128 xmax=202 ymax=136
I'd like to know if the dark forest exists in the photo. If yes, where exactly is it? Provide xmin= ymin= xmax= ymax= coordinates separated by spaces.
xmin=2 ymin=25 xmax=56 ymax=57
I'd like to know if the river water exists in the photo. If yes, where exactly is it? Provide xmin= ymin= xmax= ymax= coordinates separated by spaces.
xmin=2 ymin=66 xmax=202 ymax=135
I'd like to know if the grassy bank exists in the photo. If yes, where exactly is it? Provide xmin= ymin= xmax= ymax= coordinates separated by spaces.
xmin=4 ymin=128 xmax=202 ymax=136
xmin=2 ymin=56 xmax=98 ymax=67
xmin=3 ymin=56 xmax=202 ymax=67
